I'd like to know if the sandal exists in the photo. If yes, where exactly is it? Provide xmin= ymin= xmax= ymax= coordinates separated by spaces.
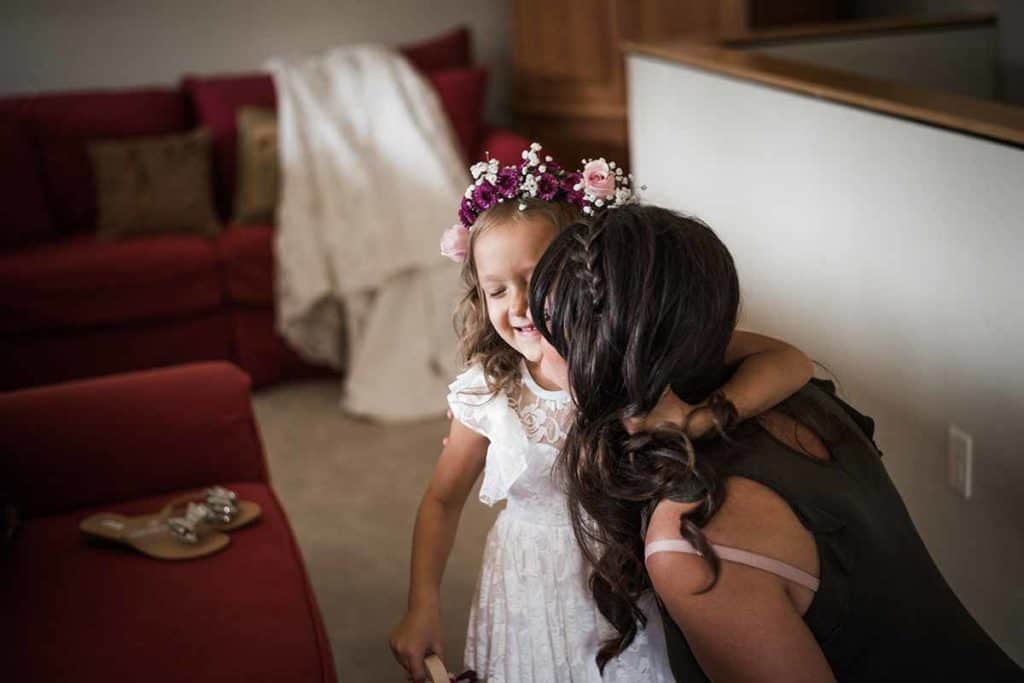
xmin=79 ymin=486 xmax=259 ymax=561
xmin=160 ymin=486 xmax=261 ymax=532
xmin=80 ymin=500 xmax=229 ymax=561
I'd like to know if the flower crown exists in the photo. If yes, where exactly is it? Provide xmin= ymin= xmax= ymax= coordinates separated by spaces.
xmin=439 ymin=142 xmax=638 ymax=263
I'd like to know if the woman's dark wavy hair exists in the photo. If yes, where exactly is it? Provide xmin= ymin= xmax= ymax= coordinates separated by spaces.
xmin=529 ymin=204 xmax=743 ymax=670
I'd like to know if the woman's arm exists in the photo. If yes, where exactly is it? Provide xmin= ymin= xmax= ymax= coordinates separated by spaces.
xmin=389 ymin=419 xmax=488 ymax=681
xmin=646 ymin=499 xmax=835 ymax=683
xmin=648 ymin=552 xmax=835 ymax=682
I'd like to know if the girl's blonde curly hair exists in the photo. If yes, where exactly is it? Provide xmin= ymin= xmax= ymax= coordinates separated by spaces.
xmin=454 ymin=198 xmax=581 ymax=396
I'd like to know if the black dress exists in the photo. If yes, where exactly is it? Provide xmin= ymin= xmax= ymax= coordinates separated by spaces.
xmin=660 ymin=380 xmax=1023 ymax=682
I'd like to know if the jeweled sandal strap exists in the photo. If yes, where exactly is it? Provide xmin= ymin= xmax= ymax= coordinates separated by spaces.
xmin=203 ymin=487 xmax=239 ymax=525
xmin=167 ymin=502 xmax=212 ymax=545
xmin=160 ymin=487 xmax=240 ymax=526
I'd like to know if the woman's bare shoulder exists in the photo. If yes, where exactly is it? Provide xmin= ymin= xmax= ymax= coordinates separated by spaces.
xmin=645 ymin=477 xmax=818 ymax=590
xmin=644 ymin=480 xmax=833 ymax=682
xmin=648 ymin=478 xmax=800 ymax=542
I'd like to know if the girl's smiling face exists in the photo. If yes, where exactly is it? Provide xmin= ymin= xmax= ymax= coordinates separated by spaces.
xmin=473 ymin=215 xmax=558 ymax=364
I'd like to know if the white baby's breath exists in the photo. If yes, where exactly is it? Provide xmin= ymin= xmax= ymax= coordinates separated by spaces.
xmin=522 ymin=175 xmax=538 ymax=196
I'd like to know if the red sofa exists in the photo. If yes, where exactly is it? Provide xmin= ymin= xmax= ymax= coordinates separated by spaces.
xmin=0 ymin=27 xmax=528 ymax=390
xmin=0 ymin=362 xmax=336 ymax=682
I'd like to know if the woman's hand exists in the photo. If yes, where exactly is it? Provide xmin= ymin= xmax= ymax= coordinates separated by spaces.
xmin=389 ymin=605 xmax=445 ymax=682
xmin=623 ymin=387 xmax=715 ymax=438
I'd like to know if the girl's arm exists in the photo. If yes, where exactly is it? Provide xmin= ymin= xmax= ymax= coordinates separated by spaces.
xmin=389 ymin=419 xmax=488 ymax=682
xmin=719 ymin=330 xmax=814 ymax=424
xmin=626 ymin=331 xmax=813 ymax=437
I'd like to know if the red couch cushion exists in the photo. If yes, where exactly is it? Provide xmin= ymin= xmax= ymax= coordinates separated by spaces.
xmin=216 ymin=227 xmax=333 ymax=385
xmin=1 ymin=483 xmax=335 ymax=683
xmin=428 ymin=67 xmax=488 ymax=161
xmin=401 ymin=25 xmax=472 ymax=73
xmin=229 ymin=308 xmax=334 ymax=387
xmin=185 ymin=27 xmax=475 ymax=218
xmin=0 ymin=313 xmax=234 ymax=392
xmin=182 ymin=74 xmax=277 ymax=218
xmin=0 ymin=234 xmax=224 ymax=334
xmin=0 ymin=362 xmax=264 ymax=510
xmin=20 ymin=89 xmax=189 ymax=234
xmin=0 ymin=109 xmax=54 ymax=249
xmin=218 ymin=224 xmax=274 ymax=305
xmin=477 ymin=126 xmax=531 ymax=166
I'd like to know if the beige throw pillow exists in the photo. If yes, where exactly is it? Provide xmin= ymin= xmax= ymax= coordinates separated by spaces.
xmin=89 ymin=129 xmax=221 ymax=240
xmin=233 ymin=108 xmax=279 ymax=225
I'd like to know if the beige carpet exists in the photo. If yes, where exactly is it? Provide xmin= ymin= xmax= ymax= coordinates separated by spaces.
xmin=252 ymin=379 xmax=498 ymax=682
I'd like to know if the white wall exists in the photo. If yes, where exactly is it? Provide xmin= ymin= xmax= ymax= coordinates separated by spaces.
xmin=0 ymin=0 xmax=511 ymax=123
xmin=749 ymin=26 xmax=998 ymax=99
xmin=628 ymin=53 xmax=1024 ymax=665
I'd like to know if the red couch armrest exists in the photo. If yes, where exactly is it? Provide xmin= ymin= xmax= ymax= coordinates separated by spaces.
xmin=477 ymin=126 xmax=531 ymax=165
xmin=0 ymin=362 xmax=269 ymax=518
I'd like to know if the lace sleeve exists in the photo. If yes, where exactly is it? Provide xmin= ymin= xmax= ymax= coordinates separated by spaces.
xmin=447 ymin=364 xmax=497 ymax=441
xmin=446 ymin=364 xmax=530 ymax=506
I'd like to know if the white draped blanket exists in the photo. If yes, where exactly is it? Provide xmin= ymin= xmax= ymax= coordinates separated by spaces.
xmin=268 ymin=46 xmax=468 ymax=420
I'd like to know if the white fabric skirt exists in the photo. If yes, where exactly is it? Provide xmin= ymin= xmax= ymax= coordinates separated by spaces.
xmin=464 ymin=509 xmax=675 ymax=682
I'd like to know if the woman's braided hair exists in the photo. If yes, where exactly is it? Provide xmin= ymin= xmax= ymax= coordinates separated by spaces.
xmin=529 ymin=205 xmax=743 ymax=669
xmin=571 ymin=220 xmax=606 ymax=311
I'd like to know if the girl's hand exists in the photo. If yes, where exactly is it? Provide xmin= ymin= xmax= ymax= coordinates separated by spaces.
xmin=389 ymin=606 xmax=445 ymax=682
xmin=623 ymin=388 xmax=715 ymax=438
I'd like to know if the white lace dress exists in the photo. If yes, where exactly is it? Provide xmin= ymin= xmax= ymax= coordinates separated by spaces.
xmin=448 ymin=363 xmax=674 ymax=683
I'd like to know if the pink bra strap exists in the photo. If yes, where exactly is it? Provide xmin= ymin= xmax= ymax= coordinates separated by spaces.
xmin=645 ymin=539 xmax=820 ymax=592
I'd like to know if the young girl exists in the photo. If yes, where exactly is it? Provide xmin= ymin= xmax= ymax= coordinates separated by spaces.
xmin=389 ymin=144 xmax=814 ymax=682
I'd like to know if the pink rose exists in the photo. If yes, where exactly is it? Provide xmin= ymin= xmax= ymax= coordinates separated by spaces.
xmin=440 ymin=223 xmax=470 ymax=263
xmin=582 ymin=159 xmax=616 ymax=199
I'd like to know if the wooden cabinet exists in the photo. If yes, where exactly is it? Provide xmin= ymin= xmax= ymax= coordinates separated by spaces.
xmin=512 ymin=0 xmax=842 ymax=164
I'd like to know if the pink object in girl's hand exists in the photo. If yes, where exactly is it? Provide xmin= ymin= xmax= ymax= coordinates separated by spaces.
xmin=582 ymin=159 xmax=616 ymax=199
xmin=440 ymin=223 xmax=470 ymax=262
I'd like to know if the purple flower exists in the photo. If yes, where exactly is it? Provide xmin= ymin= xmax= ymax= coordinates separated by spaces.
xmin=496 ymin=167 xmax=519 ymax=198
xmin=561 ymin=172 xmax=582 ymax=193
xmin=472 ymin=181 xmax=498 ymax=211
xmin=565 ymin=190 xmax=584 ymax=209
xmin=458 ymin=197 xmax=478 ymax=227
xmin=537 ymin=173 xmax=559 ymax=201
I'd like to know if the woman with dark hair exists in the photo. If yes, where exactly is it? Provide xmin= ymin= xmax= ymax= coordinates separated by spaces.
xmin=528 ymin=205 xmax=1022 ymax=682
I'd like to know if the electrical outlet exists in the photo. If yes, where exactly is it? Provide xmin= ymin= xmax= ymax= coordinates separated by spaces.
xmin=948 ymin=425 xmax=973 ymax=500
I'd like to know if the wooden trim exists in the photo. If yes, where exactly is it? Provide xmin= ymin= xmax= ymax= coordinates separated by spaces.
xmin=624 ymin=25 xmax=1024 ymax=148
xmin=516 ymin=102 xmax=627 ymax=120
xmin=720 ymin=11 xmax=997 ymax=46
xmin=718 ymin=0 xmax=751 ymax=36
